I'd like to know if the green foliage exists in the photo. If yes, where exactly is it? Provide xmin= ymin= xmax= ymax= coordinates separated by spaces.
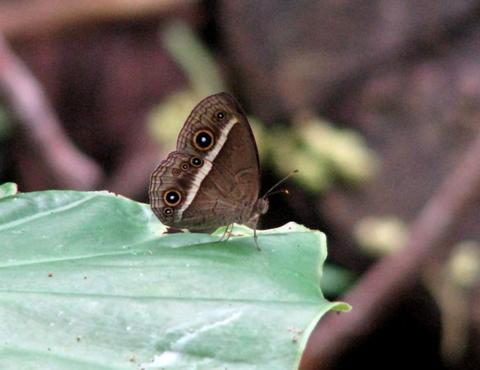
xmin=0 ymin=187 xmax=349 ymax=370
xmin=0 ymin=182 xmax=17 ymax=199
xmin=354 ymin=216 xmax=408 ymax=257
xmin=447 ymin=241 xmax=480 ymax=288
xmin=262 ymin=117 xmax=379 ymax=193
xmin=162 ymin=21 xmax=225 ymax=96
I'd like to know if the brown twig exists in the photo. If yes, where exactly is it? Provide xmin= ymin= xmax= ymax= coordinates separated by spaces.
xmin=301 ymin=127 xmax=480 ymax=369
xmin=0 ymin=0 xmax=196 ymax=39
xmin=0 ymin=34 xmax=103 ymax=190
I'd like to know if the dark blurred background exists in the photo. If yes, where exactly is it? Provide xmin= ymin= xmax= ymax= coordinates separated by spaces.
xmin=0 ymin=1 xmax=479 ymax=369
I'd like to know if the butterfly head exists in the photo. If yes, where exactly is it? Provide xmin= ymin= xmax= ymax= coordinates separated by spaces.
xmin=255 ymin=196 xmax=269 ymax=216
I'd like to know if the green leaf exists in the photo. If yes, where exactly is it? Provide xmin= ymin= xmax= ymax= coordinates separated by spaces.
xmin=0 ymin=190 xmax=349 ymax=370
xmin=162 ymin=21 xmax=225 ymax=95
xmin=0 ymin=182 xmax=17 ymax=199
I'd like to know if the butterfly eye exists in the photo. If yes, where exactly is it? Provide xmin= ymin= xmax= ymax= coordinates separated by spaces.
xmin=163 ymin=207 xmax=173 ymax=216
xmin=163 ymin=189 xmax=182 ymax=207
xmin=181 ymin=163 xmax=190 ymax=171
xmin=190 ymin=157 xmax=203 ymax=167
xmin=215 ymin=111 xmax=226 ymax=121
xmin=193 ymin=129 xmax=215 ymax=151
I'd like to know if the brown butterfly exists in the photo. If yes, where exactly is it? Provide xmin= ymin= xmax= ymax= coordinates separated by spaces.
xmin=149 ymin=93 xmax=269 ymax=248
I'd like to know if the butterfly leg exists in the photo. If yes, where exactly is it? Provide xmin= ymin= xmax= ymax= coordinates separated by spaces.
xmin=253 ymin=225 xmax=261 ymax=251
xmin=218 ymin=223 xmax=233 ymax=242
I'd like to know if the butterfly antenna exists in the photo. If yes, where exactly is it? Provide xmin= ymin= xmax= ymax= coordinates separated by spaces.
xmin=262 ymin=170 xmax=299 ymax=198
xmin=266 ymin=188 xmax=289 ymax=197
